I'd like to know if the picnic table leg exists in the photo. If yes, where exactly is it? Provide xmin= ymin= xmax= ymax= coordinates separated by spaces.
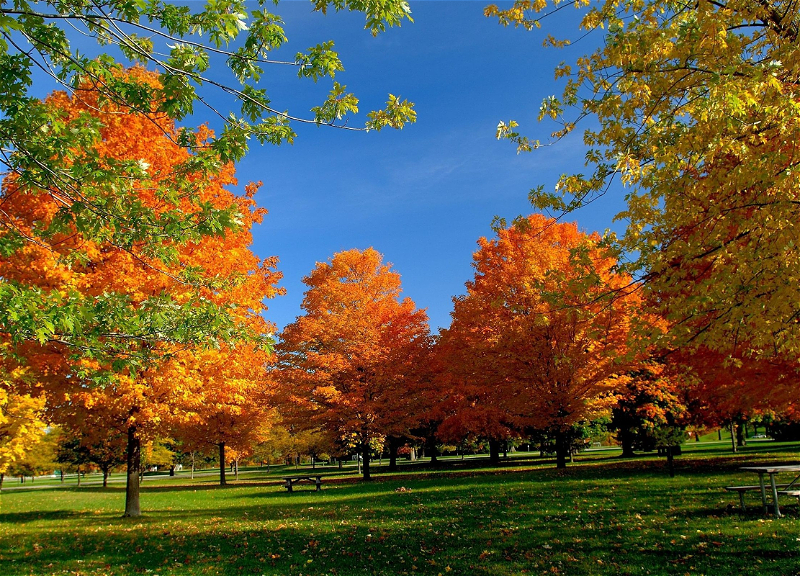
xmin=285 ymin=479 xmax=293 ymax=493
xmin=758 ymin=472 xmax=768 ymax=514
xmin=315 ymin=477 xmax=321 ymax=491
xmin=770 ymin=473 xmax=782 ymax=518
xmin=738 ymin=491 xmax=746 ymax=511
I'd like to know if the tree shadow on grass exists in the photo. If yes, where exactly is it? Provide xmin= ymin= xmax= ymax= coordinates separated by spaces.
xmin=0 ymin=510 xmax=86 ymax=524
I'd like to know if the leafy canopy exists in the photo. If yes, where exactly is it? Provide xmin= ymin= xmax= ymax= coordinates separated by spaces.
xmin=277 ymin=248 xmax=430 ymax=477
xmin=0 ymin=0 xmax=414 ymax=361
xmin=487 ymin=0 xmax=800 ymax=361
xmin=1 ymin=71 xmax=282 ymax=369
xmin=437 ymin=214 xmax=638 ymax=464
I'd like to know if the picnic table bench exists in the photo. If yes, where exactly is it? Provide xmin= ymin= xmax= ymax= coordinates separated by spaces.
xmin=777 ymin=488 xmax=800 ymax=500
xmin=724 ymin=484 xmax=789 ymax=510
xmin=729 ymin=465 xmax=800 ymax=516
xmin=282 ymin=475 xmax=322 ymax=493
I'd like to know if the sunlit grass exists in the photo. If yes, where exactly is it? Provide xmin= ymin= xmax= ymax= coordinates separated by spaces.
xmin=2 ymin=444 xmax=800 ymax=575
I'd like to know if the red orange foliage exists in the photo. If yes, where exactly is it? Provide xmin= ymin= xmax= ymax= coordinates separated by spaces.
xmin=172 ymin=344 xmax=274 ymax=485
xmin=672 ymin=347 xmax=800 ymax=429
xmin=437 ymin=215 xmax=639 ymax=467
xmin=1 ymin=70 xmax=281 ymax=514
xmin=277 ymin=248 xmax=430 ymax=479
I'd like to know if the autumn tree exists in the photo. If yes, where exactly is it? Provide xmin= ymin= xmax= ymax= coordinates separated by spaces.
xmin=173 ymin=344 xmax=273 ymax=486
xmin=609 ymin=364 xmax=687 ymax=457
xmin=52 ymin=406 xmax=128 ymax=488
xmin=438 ymin=215 xmax=638 ymax=468
xmin=55 ymin=435 xmax=92 ymax=486
xmin=0 ymin=382 xmax=46 ymax=488
xmin=434 ymin=333 xmax=520 ymax=464
xmin=0 ymin=0 xmax=414 ymax=363
xmin=1 ymin=73 xmax=282 ymax=515
xmin=767 ymin=411 xmax=800 ymax=441
xmin=263 ymin=425 xmax=337 ymax=467
xmin=487 ymin=0 xmax=800 ymax=367
xmin=278 ymin=248 xmax=431 ymax=480
xmin=671 ymin=347 xmax=800 ymax=451
xmin=9 ymin=431 xmax=59 ymax=482
xmin=252 ymin=425 xmax=293 ymax=468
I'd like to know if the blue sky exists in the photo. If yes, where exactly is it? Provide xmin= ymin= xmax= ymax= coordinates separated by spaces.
xmin=241 ymin=1 xmax=624 ymax=333
xmin=28 ymin=1 xmax=625 ymax=334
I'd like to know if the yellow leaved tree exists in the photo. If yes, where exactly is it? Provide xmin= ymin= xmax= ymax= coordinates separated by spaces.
xmin=488 ymin=0 xmax=800 ymax=374
xmin=0 ymin=376 xmax=46 ymax=488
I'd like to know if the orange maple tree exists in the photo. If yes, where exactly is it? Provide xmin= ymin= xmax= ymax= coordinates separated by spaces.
xmin=438 ymin=215 xmax=639 ymax=468
xmin=172 ymin=344 xmax=274 ymax=486
xmin=277 ymin=248 xmax=431 ymax=480
xmin=1 ymin=70 xmax=282 ymax=514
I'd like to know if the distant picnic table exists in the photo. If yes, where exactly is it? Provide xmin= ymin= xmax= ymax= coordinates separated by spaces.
xmin=726 ymin=464 xmax=800 ymax=517
xmin=282 ymin=475 xmax=322 ymax=493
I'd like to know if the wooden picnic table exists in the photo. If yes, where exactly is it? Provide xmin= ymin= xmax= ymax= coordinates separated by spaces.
xmin=282 ymin=475 xmax=322 ymax=493
xmin=737 ymin=465 xmax=800 ymax=517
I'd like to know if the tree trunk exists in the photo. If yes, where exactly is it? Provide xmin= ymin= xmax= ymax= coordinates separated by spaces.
xmin=362 ymin=444 xmax=371 ymax=481
xmin=218 ymin=442 xmax=227 ymax=486
xmin=554 ymin=430 xmax=568 ymax=469
xmin=717 ymin=429 xmax=722 ymax=441
xmin=427 ymin=436 xmax=438 ymax=466
xmin=77 ymin=466 xmax=82 ymax=487
xmin=736 ymin=422 xmax=746 ymax=447
xmin=60 ymin=469 xmax=64 ymax=483
xmin=666 ymin=446 xmax=675 ymax=478
xmin=169 ymin=465 xmax=175 ymax=477
xmin=729 ymin=422 xmax=738 ymax=453
xmin=102 ymin=468 xmax=109 ymax=488
xmin=124 ymin=426 xmax=142 ymax=517
xmin=234 ymin=458 xmax=239 ymax=480
xmin=191 ymin=452 xmax=195 ymax=479
xmin=503 ymin=440 xmax=508 ymax=458
xmin=311 ymin=455 xmax=316 ymax=470
xmin=620 ymin=434 xmax=636 ymax=458
xmin=620 ymin=438 xmax=636 ymax=458
xmin=489 ymin=439 xmax=501 ymax=464
xmin=388 ymin=437 xmax=399 ymax=471
xmin=338 ymin=459 xmax=342 ymax=469
xmin=0 ymin=473 xmax=3 ymax=489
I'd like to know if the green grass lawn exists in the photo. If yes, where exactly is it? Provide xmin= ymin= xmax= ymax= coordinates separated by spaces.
xmin=2 ymin=444 xmax=800 ymax=576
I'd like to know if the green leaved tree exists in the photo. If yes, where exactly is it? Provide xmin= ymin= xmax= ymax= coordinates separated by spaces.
xmin=0 ymin=0 xmax=415 ymax=365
